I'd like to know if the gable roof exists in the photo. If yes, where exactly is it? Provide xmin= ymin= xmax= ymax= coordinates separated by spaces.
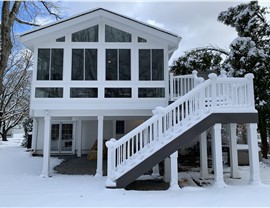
xmin=19 ymin=8 xmax=181 ymax=52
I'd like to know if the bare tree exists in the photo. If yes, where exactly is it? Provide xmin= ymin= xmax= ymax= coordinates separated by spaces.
xmin=0 ymin=1 xmax=62 ymax=141
xmin=0 ymin=50 xmax=32 ymax=141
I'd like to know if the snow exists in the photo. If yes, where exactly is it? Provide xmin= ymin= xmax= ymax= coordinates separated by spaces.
xmin=1 ymin=137 xmax=270 ymax=207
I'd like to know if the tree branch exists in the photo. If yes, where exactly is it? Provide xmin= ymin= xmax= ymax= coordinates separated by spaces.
xmin=15 ymin=17 xmax=40 ymax=27
xmin=9 ymin=1 xmax=21 ymax=24
xmin=40 ymin=1 xmax=61 ymax=20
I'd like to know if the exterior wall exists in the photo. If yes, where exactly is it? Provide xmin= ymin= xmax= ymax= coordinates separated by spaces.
xmin=30 ymin=20 xmax=170 ymax=117
xmin=81 ymin=120 xmax=113 ymax=154
xmin=33 ymin=117 xmax=145 ymax=155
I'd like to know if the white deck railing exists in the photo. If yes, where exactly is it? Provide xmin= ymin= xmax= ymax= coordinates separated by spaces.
xmin=169 ymin=70 xmax=204 ymax=101
xmin=106 ymin=71 xmax=256 ymax=187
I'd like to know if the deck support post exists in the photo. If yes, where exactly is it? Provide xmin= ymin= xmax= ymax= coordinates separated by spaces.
xmin=76 ymin=119 xmax=82 ymax=157
xmin=200 ymin=131 xmax=209 ymax=179
xmin=247 ymin=123 xmax=261 ymax=184
xmin=170 ymin=151 xmax=180 ymax=190
xmin=227 ymin=123 xmax=240 ymax=178
xmin=164 ymin=157 xmax=171 ymax=182
xmin=152 ymin=164 xmax=160 ymax=178
xmin=96 ymin=115 xmax=104 ymax=177
xmin=212 ymin=123 xmax=225 ymax=187
xmin=41 ymin=111 xmax=51 ymax=178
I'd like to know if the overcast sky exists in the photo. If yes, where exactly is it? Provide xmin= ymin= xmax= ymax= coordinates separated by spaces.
xmin=58 ymin=1 xmax=269 ymax=65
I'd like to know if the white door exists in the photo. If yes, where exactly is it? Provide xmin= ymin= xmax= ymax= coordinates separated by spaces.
xmin=51 ymin=122 xmax=74 ymax=154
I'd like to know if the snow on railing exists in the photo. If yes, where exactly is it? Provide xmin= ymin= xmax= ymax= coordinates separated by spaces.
xmin=106 ymin=71 xmax=255 ymax=187
xmin=169 ymin=70 xmax=204 ymax=101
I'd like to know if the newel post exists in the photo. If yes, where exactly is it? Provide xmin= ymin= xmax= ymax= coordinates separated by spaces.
xmin=208 ymin=73 xmax=218 ymax=110
xmin=245 ymin=73 xmax=255 ymax=108
xmin=106 ymin=138 xmax=117 ymax=187
xmin=154 ymin=107 xmax=165 ymax=142
xmin=169 ymin=72 xmax=174 ymax=101
xmin=192 ymin=70 xmax=198 ymax=86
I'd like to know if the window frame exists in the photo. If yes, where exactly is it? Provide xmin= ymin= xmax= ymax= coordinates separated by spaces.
xmin=71 ymin=48 xmax=98 ymax=81
xmin=106 ymin=49 xmax=131 ymax=81
xmin=37 ymin=48 xmax=64 ymax=81
xmin=139 ymin=49 xmax=164 ymax=81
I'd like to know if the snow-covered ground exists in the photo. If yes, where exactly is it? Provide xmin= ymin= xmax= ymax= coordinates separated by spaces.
xmin=1 ymin=137 xmax=270 ymax=207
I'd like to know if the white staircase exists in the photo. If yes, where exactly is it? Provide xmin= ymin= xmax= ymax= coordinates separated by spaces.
xmin=106 ymin=71 xmax=257 ymax=188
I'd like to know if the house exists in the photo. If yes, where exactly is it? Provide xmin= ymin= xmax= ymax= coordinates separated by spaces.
xmin=19 ymin=8 xmax=261 ymax=189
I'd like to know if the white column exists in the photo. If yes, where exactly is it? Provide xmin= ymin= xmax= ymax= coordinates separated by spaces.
xmin=76 ymin=120 xmax=82 ymax=157
xmin=199 ymin=132 xmax=209 ymax=179
xmin=212 ymin=124 xmax=225 ymax=186
xmin=96 ymin=115 xmax=104 ymax=177
xmin=41 ymin=112 xmax=51 ymax=178
xmin=152 ymin=164 xmax=160 ymax=178
xmin=246 ymin=123 xmax=261 ymax=184
xmin=228 ymin=123 xmax=240 ymax=178
xmin=31 ymin=118 xmax=38 ymax=151
xmin=211 ymin=130 xmax=215 ymax=174
xmin=170 ymin=151 xmax=180 ymax=190
xmin=164 ymin=157 xmax=171 ymax=183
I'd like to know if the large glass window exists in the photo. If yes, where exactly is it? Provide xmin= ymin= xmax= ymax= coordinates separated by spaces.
xmin=138 ymin=88 xmax=165 ymax=98
xmin=139 ymin=49 xmax=164 ymax=81
xmin=106 ymin=49 xmax=130 ymax=80
xmin=105 ymin=25 xmax=131 ymax=42
xmin=72 ymin=49 xmax=97 ymax=80
xmin=72 ymin=25 xmax=98 ymax=42
xmin=70 ymin=88 xmax=98 ymax=98
xmin=37 ymin=49 xmax=63 ymax=80
xmin=35 ymin=88 xmax=63 ymax=98
xmin=105 ymin=88 xmax=131 ymax=98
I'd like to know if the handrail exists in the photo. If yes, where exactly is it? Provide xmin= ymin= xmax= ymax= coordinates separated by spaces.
xmin=169 ymin=70 xmax=204 ymax=101
xmin=106 ymin=71 xmax=255 ymax=187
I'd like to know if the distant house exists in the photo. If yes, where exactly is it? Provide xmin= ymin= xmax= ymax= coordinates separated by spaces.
xmin=19 ymin=8 xmax=261 ymax=189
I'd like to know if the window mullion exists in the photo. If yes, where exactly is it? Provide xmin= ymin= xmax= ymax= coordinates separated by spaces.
xmin=150 ymin=49 xmax=152 ymax=81
xmin=49 ymin=49 xmax=52 ymax=80
xmin=117 ymin=49 xmax=119 ymax=80
xmin=83 ymin=49 xmax=86 ymax=80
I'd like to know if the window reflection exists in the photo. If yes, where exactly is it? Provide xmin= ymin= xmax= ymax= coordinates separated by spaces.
xmin=70 ymin=88 xmax=98 ymax=98
xmin=105 ymin=88 xmax=131 ymax=98
xmin=72 ymin=25 xmax=98 ymax=42
xmin=105 ymin=25 xmax=131 ymax=42
xmin=35 ymin=88 xmax=63 ymax=98
xmin=138 ymin=88 xmax=165 ymax=98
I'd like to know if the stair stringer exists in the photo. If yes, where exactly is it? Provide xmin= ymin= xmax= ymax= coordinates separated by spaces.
xmin=114 ymin=112 xmax=258 ymax=188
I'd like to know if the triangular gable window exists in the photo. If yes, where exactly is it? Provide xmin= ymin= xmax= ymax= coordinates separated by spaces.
xmin=72 ymin=25 xmax=98 ymax=42
xmin=56 ymin=36 xmax=65 ymax=42
xmin=105 ymin=25 xmax=131 ymax=42
xmin=138 ymin=37 xmax=147 ymax=42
